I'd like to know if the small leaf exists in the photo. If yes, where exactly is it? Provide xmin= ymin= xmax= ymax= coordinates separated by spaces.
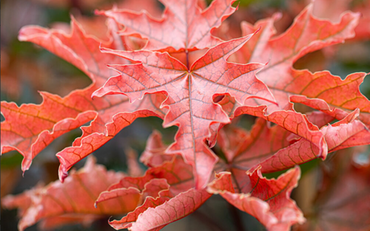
xmin=140 ymin=130 xmax=173 ymax=167
xmin=208 ymin=166 xmax=304 ymax=231
xmin=129 ymin=188 xmax=211 ymax=231
xmin=2 ymin=156 xmax=129 ymax=231
xmin=99 ymin=155 xmax=204 ymax=230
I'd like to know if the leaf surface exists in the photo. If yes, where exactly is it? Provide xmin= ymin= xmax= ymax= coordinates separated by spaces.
xmin=97 ymin=153 xmax=211 ymax=230
xmin=96 ymin=156 xmax=194 ymax=206
xmin=219 ymin=106 xmax=369 ymax=174
xmin=98 ymin=0 xmax=236 ymax=51
xmin=140 ymin=130 xmax=173 ymax=167
xmin=18 ymin=18 xmax=127 ymax=86
xmin=129 ymin=188 xmax=211 ymax=231
xmin=1 ymin=156 xmax=131 ymax=231
xmin=239 ymin=4 xmax=369 ymax=123
xmin=208 ymin=166 xmax=304 ymax=231
xmin=1 ymin=18 xmax=166 ymax=178
xmin=93 ymin=34 xmax=275 ymax=188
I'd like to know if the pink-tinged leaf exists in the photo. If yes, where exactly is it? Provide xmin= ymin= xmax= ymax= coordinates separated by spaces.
xmin=2 ymin=186 xmax=100 ymax=230
xmin=321 ymin=109 xmax=370 ymax=152
xmin=215 ymin=118 xmax=294 ymax=178
xmin=129 ymin=188 xmax=211 ymax=231
xmin=97 ymin=155 xmax=202 ymax=230
xmin=353 ymin=0 xmax=370 ymax=40
xmin=1 ymin=83 xmax=164 ymax=176
xmin=238 ymin=12 xmax=281 ymax=64
xmin=98 ymin=0 xmax=236 ymax=51
xmin=117 ymin=0 xmax=164 ymax=19
xmin=18 ymin=17 xmax=129 ymax=86
xmin=305 ymin=111 xmax=335 ymax=128
xmin=96 ymin=156 xmax=194 ymax=206
xmin=93 ymin=34 xmax=275 ymax=189
xmin=3 ymin=16 xmax=167 ymax=176
xmin=95 ymin=176 xmax=169 ymax=207
xmin=109 ymin=189 xmax=173 ymax=230
xmin=236 ymin=106 xmax=326 ymax=156
xmin=208 ymin=166 xmax=304 ymax=231
xmin=56 ymin=93 xmax=165 ymax=181
xmin=239 ymin=4 xmax=364 ymax=114
xmin=1 ymin=156 xmax=133 ymax=231
xmin=244 ymin=4 xmax=359 ymax=66
xmin=0 ymin=90 xmax=95 ymax=172
xmin=258 ymin=109 xmax=369 ymax=173
xmin=214 ymin=106 xmax=330 ymax=174
xmin=290 ymin=75 xmax=370 ymax=124
xmin=140 ymin=130 xmax=173 ymax=167
xmin=308 ymin=0 xmax=370 ymax=41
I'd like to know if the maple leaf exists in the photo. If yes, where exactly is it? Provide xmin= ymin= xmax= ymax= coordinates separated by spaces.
xmin=257 ymin=109 xmax=368 ymax=172
xmin=2 ymin=1 xmax=370 ymax=231
xmin=237 ymin=4 xmax=370 ymax=124
xmin=95 ymin=152 xmax=211 ymax=230
xmin=1 ymin=156 xmax=130 ymax=231
xmin=92 ymin=33 xmax=276 ymax=189
xmin=139 ymin=130 xmax=173 ymax=167
xmin=106 ymin=130 xmax=304 ymax=231
xmin=0 ymin=17 xmax=166 ymax=178
xmin=293 ymin=0 xmax=370 ymax=41
xmin=216 ymin=106 xmax=369 ymax=175
xmin=97 ymin=0 xmax=237 ymax=51
xmin=18 ymin=17 xmax=127 ymax=86
xmin=208 ymin=166 xmax=305 ymax=231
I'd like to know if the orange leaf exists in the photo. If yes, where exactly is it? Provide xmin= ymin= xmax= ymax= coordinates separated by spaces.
xmin=2 ymin=156 xmax=130 ymax=231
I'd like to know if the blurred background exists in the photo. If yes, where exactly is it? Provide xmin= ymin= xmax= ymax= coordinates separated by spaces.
xmin=1 ymin=0 xmax=370 ymax=230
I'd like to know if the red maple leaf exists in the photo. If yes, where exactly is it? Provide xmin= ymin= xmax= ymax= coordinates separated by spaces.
xmin=236 ymin=4 xmax=369 ymax=123
xmin=0 ymin=17 xmax=166 ymax=178
xmin=1 ymin=1 xmax=370 ymax=231
xmin=97 ymin=0 xmax=237 ymax=51
xmin=92 ymin=34 xmax=276 ymax=188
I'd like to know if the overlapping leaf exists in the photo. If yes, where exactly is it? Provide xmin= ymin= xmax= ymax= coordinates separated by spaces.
xmin=238 ymin=4 xmax=370 ymax=124
xmin=2 ymin=156 xmax=128 ymax=231
xmin=104 ymin=131 xmax=304 ymax=230
xmin=139 ymin=130 xmax=173 ymax=167
xmin=2 ymin=1 xmax=370 ymax=231
xmin=208 ymin=166 xmax=305 ymax=231
xmin=95 ymin=150 xmax=211 ymax=230
xmin=18 ymin=17 xmax=126 ymax=86
xmin=93 ymin=33 xmax=276 ymax=188
xmin=216 ymin=106 xmax=369 ymax=174
xmin=1 ymin=18 xmax=166 ymax=178
xmin=257 ymin=109 xmax=369 ymax=173
xmin=98 ymin=0 xmax=236 ymax=51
